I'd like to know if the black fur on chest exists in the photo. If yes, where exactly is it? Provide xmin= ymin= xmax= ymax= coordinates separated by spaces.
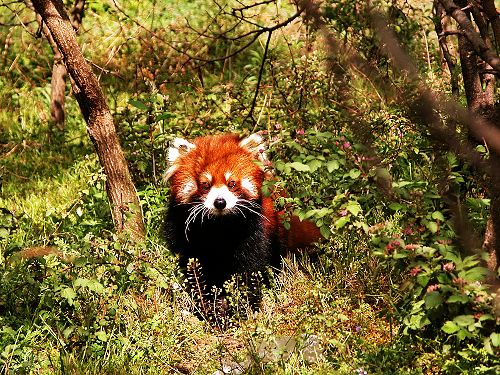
xmin=164 ymin=200 xmax=281 ymax=287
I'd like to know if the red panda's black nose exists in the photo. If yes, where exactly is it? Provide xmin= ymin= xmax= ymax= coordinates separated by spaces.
xmin=214 ymin=197 xmax=226 ymax=209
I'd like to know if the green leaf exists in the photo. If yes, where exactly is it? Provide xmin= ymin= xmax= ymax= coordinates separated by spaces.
xmin=288 ymin=162 xmax=311 ymax=172
xmin=479 ymin=314 xmax=494 ymax=322
xmin=96 ymin=330 xmax=108 ymax=342
xmin=303 ymin=209 xmax=317 ymax=220
xmin=326 ymin=160 xmax=339 ymax=173
xmin=393 ymin=252 xmax=409 ymax=259
xmin=334 ymin=216 xmax=350 ymax=229
xmin=426 ymin=221 xmax=439 ymax=233
xmin=345 ymin=201 xmax=362 ymax=216
xmin=416 ymin=274 xmax=430 ymax=287
xmin=456 ymin=329 xmax=470 ymax=341
xmin=74 ymin=278 xmax=89 ymax=288
xmin=461 ymin=267 xmax=488 ymax=282
xmin=407 ymin=314 xmax=430 ymax=329
xmin=476 ymin=145 xmax=486 ymax=153
xmin=128 ymin=99 xmax=149 ymax=110
xmin=60 ymin=287 xmax=77 ymax=306
xmin=320 ymin=225 xmax=331 ymax=239
xmin=74 ymin=278 xmax=105 ymax=294
xmin=490 ymin=332 xmax=500 ymax=347
xmin=353 ymin=220 xmax=369 ymax=233
xmin=62 ymin=326 xmax=75 ymax=339
xmin=424 ymin=291 xmax=442 ymax=309
xmin=442 ymin=321 xmax=460 ymax=334
xmin=431 ymin=211 xmax=445 ymax=221
xmin=348 ymin=169 xmax=361 ymax=179
xmin=307 ymin=159 xmax=322 ymax=172
xmin=447 ymin=294 xmax=469 ymax=304
xmin=388 ymin=203 xmax=405 ymax=211
xmin=155 ymin=112 xmax=175 ymax=121
xmin=0 ymin=228 xmax=9 ymax=238
xmin=453 ymin=315 xmax=475 ymax=327
xmin=314 ymin=207 xmax=333 ymax=218
xmin=73 ymin=257 xmax=88 ymax=267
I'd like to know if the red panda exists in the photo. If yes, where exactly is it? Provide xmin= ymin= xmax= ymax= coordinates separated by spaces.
xmin=164 ymin=133 xmax=320 ymax=288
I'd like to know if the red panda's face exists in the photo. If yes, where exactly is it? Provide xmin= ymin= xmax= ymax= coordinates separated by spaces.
xmin=165 ymin=134 xmax=269 ymax=217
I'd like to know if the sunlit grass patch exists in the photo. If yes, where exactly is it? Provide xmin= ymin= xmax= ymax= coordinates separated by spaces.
xmin=1 ymin=155 xmax=101 ymax=229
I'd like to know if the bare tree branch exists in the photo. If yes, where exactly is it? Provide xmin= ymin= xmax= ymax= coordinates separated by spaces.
xmin=438 ymin=0 xmax=500 ymax=73
xmin=481 ymin=0 xmax=500 ymax=47
xmin=244 ymin=30 xmax=272 ymax=125
xmin=434 ymin=2 xmax=459 ymax=98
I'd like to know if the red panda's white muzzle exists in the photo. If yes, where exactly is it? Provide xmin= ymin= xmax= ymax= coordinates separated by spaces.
xmin=203 ymin=185 xmax=238 ymax=214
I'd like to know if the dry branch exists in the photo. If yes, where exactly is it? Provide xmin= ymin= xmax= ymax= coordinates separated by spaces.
xmin=438 ymin=0 xmax=500 ymax=73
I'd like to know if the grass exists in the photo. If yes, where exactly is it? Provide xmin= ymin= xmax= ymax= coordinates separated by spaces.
xmin=0 ymin=158 xmax=396 ymax=373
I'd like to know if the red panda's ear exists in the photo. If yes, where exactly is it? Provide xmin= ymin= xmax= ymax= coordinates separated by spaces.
xmin=239 ymin=133 xmax=266 ymax=158
xmin=164 ymin=137 xmax=196 ymax=180
xmin=240 ymin=133 xmax=272 ymax=174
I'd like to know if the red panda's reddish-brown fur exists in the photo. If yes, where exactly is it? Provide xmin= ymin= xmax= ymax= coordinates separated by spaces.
xmin=164 ymin=133 xmax=321 ymax=288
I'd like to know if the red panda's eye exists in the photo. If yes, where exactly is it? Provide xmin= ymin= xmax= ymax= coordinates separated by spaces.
xmin=228 ymin=180 xmax=236 ymax=189
xmin=200 ymin=182 xmax=211 ymax=192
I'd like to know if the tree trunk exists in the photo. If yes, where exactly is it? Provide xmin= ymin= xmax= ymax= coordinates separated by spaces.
xmin=483 ymin=148 xmax=500 ymax=275
xmin=36 ymin=13 xmax=66 ymax=133
xmin=436 ymin=0 xmax=500 ymax=272
xmin=32 ymin=0 xmax=145 ymax=241
xmin=453 ymin=1 xmax=499 ymax=273
xmin=50 ymin=48 xmax=66 ymax=131
xmin=481 ymin=0 xmax=500 ymax=46
xmin=43 ymin=0 xmax=85 ymax=133
xmin=434 ymin=3 xmax=459 ymax=100
xmin=49 ymin=0 xmax=85 ymax=132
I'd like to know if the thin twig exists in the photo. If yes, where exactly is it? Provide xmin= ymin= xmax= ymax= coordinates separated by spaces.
xmin=244 ymin=30 xmax=272 ymax=126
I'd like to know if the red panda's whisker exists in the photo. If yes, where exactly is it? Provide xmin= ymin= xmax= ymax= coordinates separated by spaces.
xmin=238 ymin=198 xmax=261 ymax=208
xmin=186 ymin=205 xmax=204 ymax=226
xmin=200 ymin=207 xmax=210 ymax=224
xmin=184 ymin=203 xmax=205 ymax=240
xmin=236 ymin=201 xmax=270 ymax=222
xmin=233 ymin=206 xmax=247 ymax=218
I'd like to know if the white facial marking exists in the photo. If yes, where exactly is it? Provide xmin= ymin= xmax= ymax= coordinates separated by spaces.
xmin=204 ymin=185 xmax=238 ymax=212
xmin=224 ymin=171 xmax=232 ymax=181
xmin=241 ymin=178 xmax=257 ymax=197
xmin=201 ymin=172 xmax=212 ymax=182
xmin=178 ymin=181 xmax=197 ymax=202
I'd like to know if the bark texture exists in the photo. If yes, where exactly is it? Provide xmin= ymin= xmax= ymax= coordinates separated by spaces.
xmin=438 ymin=0 xmax=499 ymax=272
xmin=48 ymin=0 xmax=85 ymax=131
xmin=439 ymin=0 xmax=500 ymax=73
xmin=50 ymin=55 xmax=67 ymax=130
xmin=32 ymin=0 xmax=145 ymax=240
xmin=36 ymin=13 xmax=67 ymax=131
